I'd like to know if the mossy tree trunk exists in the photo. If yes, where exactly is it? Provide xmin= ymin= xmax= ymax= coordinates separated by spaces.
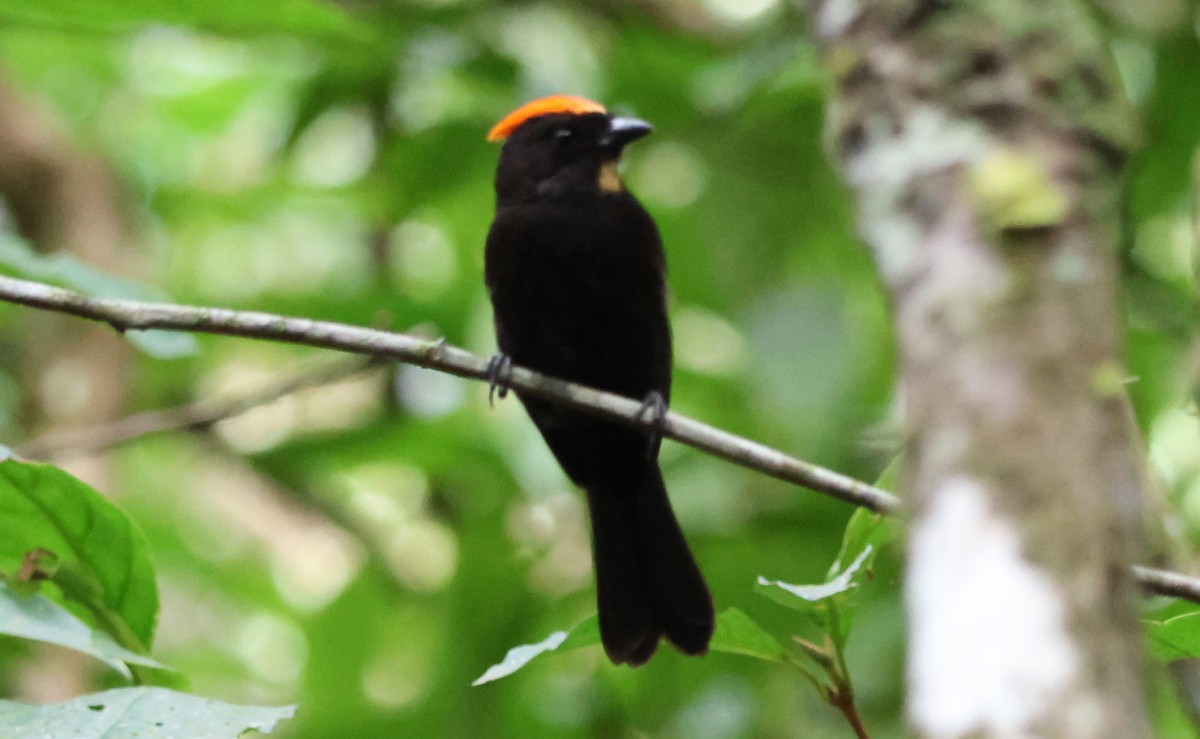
xmin=809 ymin=1 xmax=1149 ymax=736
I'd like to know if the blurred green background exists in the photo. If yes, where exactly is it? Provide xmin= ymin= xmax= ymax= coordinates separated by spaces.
xmin=0 ymin=0 xmax=1199 ymax=736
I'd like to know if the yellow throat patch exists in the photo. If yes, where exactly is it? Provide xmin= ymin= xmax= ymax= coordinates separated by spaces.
xmin=598 ymin=160 xmax=622 ymax=193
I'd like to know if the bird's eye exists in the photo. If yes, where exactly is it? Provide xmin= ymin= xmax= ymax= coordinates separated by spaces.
xmin=553 ymin=128 xmax=574 ymax=142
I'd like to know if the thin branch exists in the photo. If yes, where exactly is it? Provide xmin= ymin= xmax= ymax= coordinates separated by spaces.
xmin=0 ymin=274 xmax=897 ymax=513
xmin=1132 ymin=566 xmax=1200 ymax=604
xmin=0 ymin=273 xmax=1194 ymax=604
xmin=826 ymin=603 xmax=871 ymax=739
xmin=828 ymin=685 xmax=871 ymax=739
xmin=18 ymin=356 xmax=383 ymax=460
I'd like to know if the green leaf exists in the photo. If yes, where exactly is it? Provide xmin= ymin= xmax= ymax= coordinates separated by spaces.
xmin=873 ymin=454 xmax=903 ymax=493
xmin=557 ymin=614 xmax=601 ymax=651
xmin=472 ymin=629 xmax=572 ymax=686
xmin=828 ymin=507 xmax=895 ymax=580
xmin=0 ymin=458 xmax=158 ymax=647
xmin=0 ymin=235 xmax=196 ymax=358
xmin=1142 ymin=596 xmax=1200 ymax=623
xmin=1145 ymin=610 xmax=1200 ymax=662
xmin=473 ymin=609 xmax=789 ymax=685
xmin=0 ymin=583 xmax=165 ymax=679
xmin=0 ymin=688 xmax=295 ymax=737
xmin=471 ymin=615 xmax=603 ymax=685
xmin=709 ymin=608 xmax=786 ymax=663
xmin=759 ymin=546 xmax=874 ymax=610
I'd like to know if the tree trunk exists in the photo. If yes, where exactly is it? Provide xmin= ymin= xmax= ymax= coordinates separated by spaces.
xmin=809 ymin=1 xmax=1149 ymax=736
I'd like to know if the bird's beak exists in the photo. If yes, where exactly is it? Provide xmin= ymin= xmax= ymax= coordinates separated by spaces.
xmin=599 ymin=117 xmax=653 ymax=152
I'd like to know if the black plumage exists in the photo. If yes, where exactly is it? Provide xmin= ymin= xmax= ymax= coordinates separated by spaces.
xmin=484 ymin=98 xmax=714 ymax=665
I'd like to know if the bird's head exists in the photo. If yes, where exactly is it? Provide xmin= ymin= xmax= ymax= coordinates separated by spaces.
xmin=488 ymin=95 xmax=652 ymax=202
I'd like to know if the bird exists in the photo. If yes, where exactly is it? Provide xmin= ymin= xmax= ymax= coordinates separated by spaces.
xmin=483 ymin=95 xmax=714 ymax=666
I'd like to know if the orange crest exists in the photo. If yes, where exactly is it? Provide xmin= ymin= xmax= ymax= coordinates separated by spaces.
xmin=487 ymin=95 xmax=607 ymax=142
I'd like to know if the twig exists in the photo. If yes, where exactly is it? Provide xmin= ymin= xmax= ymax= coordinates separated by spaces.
xmin=18 ymin=356 xmax=383 ymax=460
xmin=828 ymin=685 xmax=871 ymax=739
xmin=0 ymin=274 xmax=1194 ymax=604
xmin=826 ymin=603 xmax=870 ymax=739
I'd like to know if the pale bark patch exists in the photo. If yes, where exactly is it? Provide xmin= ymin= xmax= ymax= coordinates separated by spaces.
xmin=815 ymin=0 xmax=860 ymax=37
xmin=844 ymin=106 xmax=989 ymax=285
xmin=908 ymin=477 xmax=1078 ymax=738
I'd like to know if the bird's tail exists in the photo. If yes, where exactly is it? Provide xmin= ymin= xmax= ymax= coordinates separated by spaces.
xmin=585 ymin=469 xmax=714 ymax=665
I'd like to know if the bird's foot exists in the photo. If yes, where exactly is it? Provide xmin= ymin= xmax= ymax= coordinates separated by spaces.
xmin=486 ymin=353 xmax=513 ymax=408
xmin=635 ymin=390 xmax=668 ymax=460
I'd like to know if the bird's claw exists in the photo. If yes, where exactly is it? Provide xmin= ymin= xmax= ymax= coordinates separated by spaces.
xmin=635 ymin=390 xmax=668 ymax=460
xmin=486 ymin=353 xmax=513 ymax=408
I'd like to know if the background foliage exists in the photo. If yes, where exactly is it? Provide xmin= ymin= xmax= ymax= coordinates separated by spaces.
xmin=0 ymin=1 xmax=1198 ymax=736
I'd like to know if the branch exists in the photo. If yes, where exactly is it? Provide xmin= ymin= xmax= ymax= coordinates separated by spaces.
xmin=0 ymin=273 xmax=1193 ymax=604
xmin=1131 ymin=566 xmax=1200 ymax=604
xmin=18 ymin=356 xmax=383 ymax=460
xmin=0 ymin=274 xmax=896 ymax=513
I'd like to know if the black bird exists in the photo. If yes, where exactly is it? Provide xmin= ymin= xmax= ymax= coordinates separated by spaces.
xmin=484 ymin=95 xmax=714 ymax=665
